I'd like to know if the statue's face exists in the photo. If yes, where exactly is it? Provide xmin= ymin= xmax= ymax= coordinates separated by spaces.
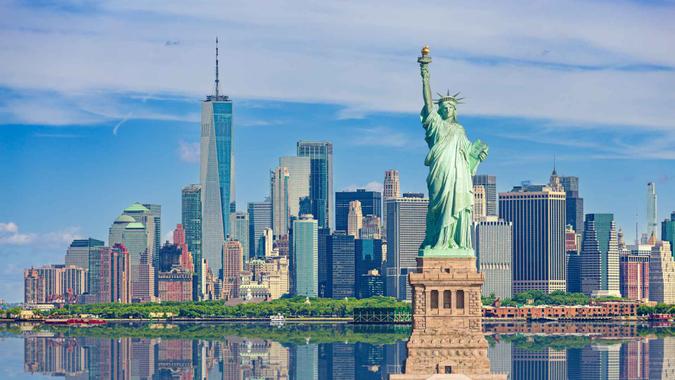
xmin=438 ymin=101 xmax=456 ymax=120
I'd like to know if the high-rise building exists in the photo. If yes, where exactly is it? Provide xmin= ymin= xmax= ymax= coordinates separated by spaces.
xmin=271 ymin=166 xmax=290 ymax=238
xmin=566 ymin=225 xmax=582 ymax=293
xmin=383 ymin=170 xmax=400 ymax=240
xmin=358 ymin=269 xmax=384 ymax=298
xmin=291 ymin=215 xmax=318 ymax=297
xmin=384 ymin=196 xmax=428 ymax=300
xmin=23 ymin=265 xmax=87 ymax=304
xmin=473 ymin=217 xmax=513 ymax=299
xmin=326 ymin=231 xmax=356 ymax=298
xmin=86 ymin=244 xmax=130 ymax=304
xmin=181 ymin=185 xmax=202 ymax=285
xmin=383 ymin=170 xmax=401 ymax=200
xmin=360 ymin=215 xmax=382 ymax=240
xmin=620 ymin=242 xmax=650 ymax=301
xmin=259 ymin=227 xmax=274 ymax=258
xmin=646 ymin=183 xmax=658 ymax=239
xmin=649 ymin=241 xmax=675 ymax=303
xmin=355 ymin=239 xmax=383 ymax=298
xmin=561 ymin=176 xmax=584 ymax=233
xmin=662 ymin=211 xmax=675 ymax=258
xmin=472 ymin=185 xmax=486 ymax=222
xmin=200 ymin=40 xmax=234 ymax=282
xmin=279 ymin=156 xmax=311 ymax=218
xmin=297 ymin=141 xmax=333 ymax=230
xmin=317 ymin=227 xmax=331 ymax=297
xmin=123 ymin=222 xmax=154 ymax=302
xmin=157 ymin=270 xmax=193 ymax=302
xmin=499 ymin=179 xmax=566 ymax=294
xmin=173 ymin=224 xmax=193 ymax=272
xmin=580 ymin=214 xmax=621 ymax=297
xmin=472 ymin=175 xmax=497 ymax=217
xmin=142 ymin=203 xmax=162 ymax=289
xmin=65 ymin=238 xmax=105 ymax=272
xmin=248 ymin=200 xmax=272 ymax=259
xmin=347 ymin=200 xmax=363 ymax=238
xmin=335 ymin=189 xmax=381 ymax=233
xmin=222 ymin=240 xmax=243 ymax=299
xmin=229 ymin=211 xmax=249 ymax=261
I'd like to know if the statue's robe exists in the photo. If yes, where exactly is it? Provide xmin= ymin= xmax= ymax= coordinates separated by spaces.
xmin=420 ymin=106 xmax=478 ymax=250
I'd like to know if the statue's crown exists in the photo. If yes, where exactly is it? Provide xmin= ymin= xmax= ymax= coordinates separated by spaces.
xmin=436 ymin=90 xmax=464 ymax=105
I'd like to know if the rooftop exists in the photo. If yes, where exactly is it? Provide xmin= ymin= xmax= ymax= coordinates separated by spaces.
xmin=124 ymin=202 xmax=149 ymax=213
xmin=125 ymin=222 xmax=146 ymax=230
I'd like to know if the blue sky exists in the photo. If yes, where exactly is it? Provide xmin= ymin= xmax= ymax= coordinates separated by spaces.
xmin=1 ymin=0 xmax=674 ymax=302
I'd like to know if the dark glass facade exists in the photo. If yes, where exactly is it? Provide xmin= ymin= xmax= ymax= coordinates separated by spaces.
xmin=335 ymin=189 xmax=382 ymax=232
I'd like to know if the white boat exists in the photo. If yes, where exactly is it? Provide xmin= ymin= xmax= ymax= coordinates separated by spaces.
xmin=269 ymin=313 xmax=285 ymax=326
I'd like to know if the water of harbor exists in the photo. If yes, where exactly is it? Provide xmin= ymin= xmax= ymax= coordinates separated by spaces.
xmin=0 ymin=322 xmax=673 ymax=379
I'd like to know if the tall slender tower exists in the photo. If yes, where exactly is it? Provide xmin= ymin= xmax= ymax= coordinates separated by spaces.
xmin=271 ymin=166 xmax=290 ymax=238
xmin=297 ymin=141 xmax=333 ymax=230
xmin=383 ymin=170 xmax=401 ymax=200
xmin=647 ymin=182 xmax=658 ymax=239
xmin=200 ymin=38 xmax=234 ymax=278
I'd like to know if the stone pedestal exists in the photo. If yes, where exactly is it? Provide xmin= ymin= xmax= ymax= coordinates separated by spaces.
xmin=390 ymin=257 xmax=506 ymax=380
xmin=409 ymin=257 xmax=484 ymax=334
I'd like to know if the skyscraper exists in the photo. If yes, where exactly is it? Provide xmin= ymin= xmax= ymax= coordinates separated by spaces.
xmin=499 ymin=180 xmax=566 ymax=294
xmin=646 ymin=182 xmax=658 ymax=239
xmin=248 ymin=200 xmax=272 ymax=259
xmin=620 ymin=240 xmax=650 ymax=301
xmin=229 ymin=211 xmax=249 ymax=260
xmin=335 ymin=189 xmax=381 ymax=233
xmin=200 ymin=39 xmax=234 ymax=280
xmin=291 ymin=215 xmax=318 ymax=297
xmin=181 ymin=184 xmax=202 ymax=277
xmin=473 ymin=217 xmax=513 ymax=299
xmin=326 ymin=231 xmax=356 ymax=298
xmin=561 ymin=176 xmax=584 ymax=233
xmin=384 ymin=196 xmax=428 ymax=300
xmin=142 ymin=203 xmax=161 ymax=296
xmin=472 ymin=185 xmax=486 ymax=222
xmin=297 ymin=141 xmax=333 ymax=230
xmin=383 ymin=170 xmax=401 ymax=200
xmin=87 ymin=245 xmax=130 ymax=304
xmin=122 ymin=221 xmax=155 ymax=302
xmin=662 ymin=211 xmax=675 ymax=258
xmin=347 ymin=200 xmax=363 ymax=238
xmin=355 ymin=239 xmax=383 ymax=298
xmin=222 ymin=240 xmax=243 ymax=300
xmin=279 ymin=156 xmax=311 ymax=218
xmin=383 ymin=170 xmax=400 ymax=240
xmin=472 ymin=175 xmax=497 ymax=217
xmin=649 ymin=241 xmax=675 ymax=303
xmin=65 ymin=238 xmax=105 ymax=272
xmin=271 ymin=166 xmax=290 ymax=238
xmin=580 ymin=214 xmax=621 ymax=297
xmin=109 ymin=203 xmax=157 ymax=302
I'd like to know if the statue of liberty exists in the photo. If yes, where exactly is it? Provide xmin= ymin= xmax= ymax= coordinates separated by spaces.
xmin=418 ymin=46 xmax=488 ymax=257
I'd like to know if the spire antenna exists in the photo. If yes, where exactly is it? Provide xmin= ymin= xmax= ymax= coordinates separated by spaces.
xmin=215 ymin=37 xmax=220 ymax=98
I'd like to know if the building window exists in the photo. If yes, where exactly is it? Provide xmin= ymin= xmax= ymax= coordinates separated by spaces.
xmin=456 ymin=290 xmax=465 ymax=309
xmin=443 ymin=290 xmax=451 ymax=308
xmin=430 ymin=290 xmax=439 ymax=309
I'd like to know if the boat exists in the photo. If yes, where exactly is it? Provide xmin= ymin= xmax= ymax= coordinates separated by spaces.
xmin=269 ymin=313 xmax=285 ymax=326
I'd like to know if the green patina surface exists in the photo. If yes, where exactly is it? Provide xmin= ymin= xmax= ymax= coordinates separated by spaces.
xmin=124 ymin=202 xmax=149 ymax=212
xmin=417 ymin=46 xmax=488 ymax=258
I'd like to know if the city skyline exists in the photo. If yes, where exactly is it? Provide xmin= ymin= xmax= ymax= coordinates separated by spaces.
xmin=2 ymin=1 xmax=675 ymax=302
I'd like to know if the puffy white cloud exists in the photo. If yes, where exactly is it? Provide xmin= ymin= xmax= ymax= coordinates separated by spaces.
xmin=178 ymin=140 xmax=200 ymax=163
xmin=0 ymin=222 xmax=81 ymax=247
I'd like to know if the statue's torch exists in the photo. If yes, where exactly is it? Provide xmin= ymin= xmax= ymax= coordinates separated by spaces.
xmin=418 ymin=45 xmax=432 ymax=65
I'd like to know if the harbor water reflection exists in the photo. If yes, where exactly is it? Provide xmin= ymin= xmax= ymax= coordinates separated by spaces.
xmin=2 ymin=322 xmax=674 ymax=379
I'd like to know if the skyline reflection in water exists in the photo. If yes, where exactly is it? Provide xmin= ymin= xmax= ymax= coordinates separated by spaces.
xmin=1 ymin=323 xmax=674 ymax=379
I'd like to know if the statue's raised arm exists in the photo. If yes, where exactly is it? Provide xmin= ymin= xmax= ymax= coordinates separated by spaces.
xmin=418 ymin=45 xmax=433 ymax=115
